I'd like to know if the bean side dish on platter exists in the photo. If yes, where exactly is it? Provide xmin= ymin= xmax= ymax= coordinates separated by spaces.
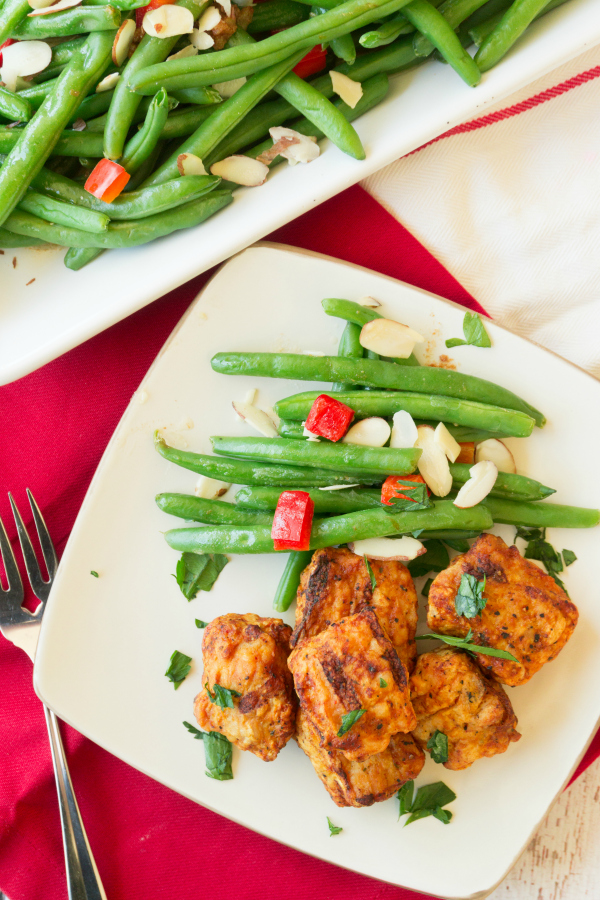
xmin=0 ymin=0 xmax=574 ymax=269
xmin=156 ymin=297 xmax=599 ymax=823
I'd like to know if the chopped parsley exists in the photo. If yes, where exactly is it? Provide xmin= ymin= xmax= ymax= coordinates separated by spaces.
xmin=206 ymin=683 xmax=241 ymax=709
xmin=175 ymin=551 xmax=229 ymax=601
xmin=397 ymin=780 xmax=456 ymax=826
xmin=562 ymin=549 xmax=577 ymax=567
xmin=195 ymin=619 xmax=208 ymax=629
xmin=445 ymin=312 xmax=491 ymax=349
xmin=454 ymin=573 xmax=487 ymax=619
xmin=416 ymin=629 xmax=519 ymax=663
xmin=337 ymin=708 xmax=366 ymax=737
xmin=407 ymin=540 xmax=449 ymax=579
xmin=364 ymin=557 xmax=377 ymax=590
xmin=327 ymin=817 xmax=343 ymax=836
xmin=183 ymin=721 xmax=233 ymax=781
xmin=379 ymin=677 xmax=387 ymax=688
xmin=165 ymin=650 xmax=192 ymax=689
xmin=427 ymin=730 xmax=449 ymax=764
xmin=443 ymin=538 xmax=471 ymax=553
xmin=517 ymin=526 xmax=569 ymax=594
xmin=90 ymin=571 xmax=99 ymax=578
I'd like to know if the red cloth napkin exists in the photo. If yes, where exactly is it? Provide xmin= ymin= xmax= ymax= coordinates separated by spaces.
xmin=0 ymin=185 xmax=596 ymax=900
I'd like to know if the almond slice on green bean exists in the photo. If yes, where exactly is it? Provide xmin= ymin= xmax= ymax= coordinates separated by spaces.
xmin=112 ymin=19 xmax=136 ymax=67
xmin=348 ymin=535 xmax=426 ymax=561
xmin=434 ymin=422 xmax=461 ymax=462
xmin=143 ymin=6 xmax=194 ymax=38
xmin=96 ymin=72 xmax=119 ymax=93
xmin=210 ymin=156 xmax=268 ymax=186
xmin=454 ymin=460 xmax=498 ymax=508
xmin=168 ymin=44 xmax=198 ymax=61
xmin=330 ymin=70 xmax=363 ymax=108
xmin=475 ymin=438 xmax=516 ymax=473
xmin=197 ymin=5 xmax=222 ymax=31
xmin=268 ymin=127 xmax=319 ymax=165
xmin=360 ymin=318 xmax=423 ymax=358
xmin=191 ymin=28 xmax=214 ymax=49
xmin=390 ymin=410 xmax=418 ymax=449
xmin=416 ymin=424 xmax=452 ymax=497
xmin=27 ymin=0 xmax=81 ymax=15
xmin=213 ymin=77 xmax=246 ymax=98
xmin=177 ymin=153 xmax=207 ymax=176
xmin=342 ymin=417 xmax=390 ymax=447
xmin=0 ymin=41 xmax=51 ymax=91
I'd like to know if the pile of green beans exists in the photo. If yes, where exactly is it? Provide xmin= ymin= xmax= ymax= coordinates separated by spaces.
xmin=0 ymin=0 xmax=580 ymax=264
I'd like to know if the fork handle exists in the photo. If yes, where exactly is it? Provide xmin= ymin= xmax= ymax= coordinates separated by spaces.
xmin=44 ymin=705 xmax=108 ymax=900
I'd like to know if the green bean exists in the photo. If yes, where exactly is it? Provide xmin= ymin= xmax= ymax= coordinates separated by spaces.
xmin=30 ymin=166 xmax=221 ymax=218
xmin=211 ymin=352 xmax=546 ymax=426
xmin=48 ymin=36 xmax=87 ymax=68
xmin=337 ymin=32 xmax=421 ymax=78
xmin=331 ymin=32 xmax=357 ymax=63
xmin=121 ymin=88 xmax=170 ymax=174
xmin=104 ymin=0 xmax=209 ymax=161
xmin=460 ymin=0 xmax=510 ymax=33
xmin=0 ymin=87 xmax=33 ymax=123
xmin=155 ymin=492 xmax=274 ymax=525
xmin=0 ymin=0 xmax=30 ymax=45
xmin=360 ymin=13 xmax=413 ymax=47
xmin=211 ymin=435 xmax=421 ymax=476
xmin=481 ymin=496 xmax=600 ymax=529
xmin=142 ymin=49 xmax=307 ymax=187
xmin=273 ymin=550 xmax=313 ymax=611
xmin=0 ymin=31 xmax=114 ymax=228
xmin=474 ymin=0 xmax=550 ymax=70
xmin=204 ymin=96 xmax=296 ymax=165
xmin=274 ymin=389 xmax=534 ymax=436
xmin=0 ymin=128 xmax=105 ymax=156
xmin=469 ymin=0 xmax=567 ymax=45
xmin=332 ymin=322 xmax=364 ymax=391
xmin=449 ymin=463 xmax=554 ymax=501
xmin=0 ymin=226 xmax=45 ymax=247
xmin=321 ymin=298 xmax=419 ymax=366
xmin=64 ymin=246 xmax=105 ymax=270
xmin=3 ymin=190 xmax=232 ymax=248
xmin=129 ymin=0 xmax=414 ymax=91
xmin=13 ymin=4 xmax=120 ymax=37
xmin=235 ymin=484 xmax=381 ymax=513
xmin=154 ymin=431 xmax=381 ymax=486
xmin=18 ymin=190 xmax=109 ymax=233
xmin=412 ymin=0 xmax=491 ymax=55
xmin=397 ymin=0 xmax=480 ymax=84
xmin=248 ymin=0 xmax=311 ymax=32
xmin=170 ymin=87 xmax=223 ymax=106
xmin=85 ymin=94 xmax=167 ymax=133
xmin=165 ymin=499 xmax=493 ymax=554
xmin=158 ymin=105 xmax=218 ymax=140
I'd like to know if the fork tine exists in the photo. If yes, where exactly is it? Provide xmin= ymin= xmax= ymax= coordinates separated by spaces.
xmin=0 ymin=513 xmax=24 ymax=602
xmin=27 ymin=490 xmax=58 ymax=582
xmin=8 ymin=493 xmax=52 ymax=603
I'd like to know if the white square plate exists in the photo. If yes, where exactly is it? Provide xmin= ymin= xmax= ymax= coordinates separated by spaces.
xmin=34 ymin=244 xmax=600 ymax=899
xmin=2 ymin=0 xmax=600 ymax=386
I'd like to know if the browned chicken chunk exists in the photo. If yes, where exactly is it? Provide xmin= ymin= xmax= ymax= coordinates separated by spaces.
xmin=296 ymin=708 xmax=424 ymax=807
xmin=288 ymin=607 xmax=416 ymax=761
xmin=194 ymin=613 xmax=297 ymax=762
xmin=291 ymin=547 xmax=418 ymax=672
xmin=427 ymin=533 xmax=578 ymax=686
xmin=410 ymin=648 xmax=521 ymax=770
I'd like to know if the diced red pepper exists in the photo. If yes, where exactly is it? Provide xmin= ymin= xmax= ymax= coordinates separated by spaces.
xmin=305 ymin=394 xmax=354 ymax=442
xmin=271 ymin=491 xmax=314 ymax=551
xmin=135 ymin=0 xmax=174 ymax=28
xmin=293 ymin=44 xmax=327 ymax=79
xmin=381 ymin=474 xmax=429 ymax=506
xmin=84 ymin=159 xmax=130 ymax=204
xmin=0 ymin=39 xmax=17 ymax=67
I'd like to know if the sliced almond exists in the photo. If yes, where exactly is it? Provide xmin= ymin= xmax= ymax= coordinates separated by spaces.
xmin=213 ymin=76 xmax=246 ymax=98
xmin=194 ymin=475 xmax=231 ymax=499
xmin=348 ymin=536 xmax=426 ymax=562
xmin=318 ymin=484 xmax=361 ymax=491
xmin=190 ymin=27 xmax=214 ymax=49
xmin=112 ymin=18 xmax=136 ymax=66
xmin=360 ymin=318 xmax=423 ymax=359
xmin=28 ymin=0 xmax=57 ymax=9
xmin=389 ymin=410 xmax=418 ymax=449
xmin=475 ymin=438 xmax=516 ymax=474
xmin=303 ymin=424 xmax=320 ymax=442
xmin=197 ymin=4 xmax=222 ymax=30
xmin=143 ymin=5 xmax=194 ymax=38
xmin=329 ymin=70 xmax=363 ymax=109
xmin=415 ymin=424 xmax=452 ymax=497
xmin=342 ymin=417 xmax=390 ymax=447
xmin=71 ymin=117 xmax=86 ymax=131
xmin=0 ymin=40 xmax=51 ymax=91
xmin=454 ymin=460 xmax=498 ymax=508
xmin=167 ymin=43 xmax=198 ymax=61
xmin=177 ymin=153 xmax=207 ymax=176
xmin=245 ymin=388 xmax=257 ymax=405
xmin=359 ymin=296 xmax=381 ymax=307
xmin=96 ymin=71 xmax=119 ymax=93
xmin=256 ymin=133 xmax=299 ymax=166
xmin=216 ymin=0 xmax=231 ymax=14
xmin=210 ymin=155 xmax=268 ymax=186
xmin=232 ymin=400 xmax=278 ymax=438
xmin=27 ymin=0 xmax=81 ymax=15
xmin=268 ymin=126 xmax=319 ymax=165
xmin=434 ymin=422 xmax=461 ymax=463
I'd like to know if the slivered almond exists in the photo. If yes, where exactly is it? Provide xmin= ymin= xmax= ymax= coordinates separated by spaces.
xmin=167 ymin=43 xmax=198 ymax=60
xmin=190 ymin=28 xmax=214 ymax=49
xmin=177 ymin=153 xmax=207 ymax=176
xmin=213 ymin=76 xmax=246 ymax=98
xmin=454 ymin=460 xmax=498 ymax=508
xmin=210 ymin=155 xmax=268 ymax=186
xmin=268 ymin=126 xmax=319 ymax=165
xmin=256 ymin=134 xmax=299 ymax=166
xmin=112 ymin=19 xmax=136 ymax=66
xmin=348 ymin=536 xmax=426 ymax=561
xmin=389 ymin=410 xmax=417 ymax=449
xmin=232 ymin=401 xmax=278 ymax=438
xmin=329 ymin=70 xmax=363 ymax=109
xmin=216 ymin=0 xmax=231 ymax=14
xmin=475 ymin=439 xmax=516 ymax=474
xmin=434 ymin=422 xmax=461 ymax=462
xmin=360 ymin=318 xmax=423 ymax=359
xmin=342 ymin=417 xmax=390 ymax=447
xmin=0 ymin=41 xmax=51 ymax=91
xmin=28 ymin=0 xmax=56 ymax=9
xmin=415 ymin=424 xmax=452 ymax=497
xmin=359 ymin=296 xmax=381 ymax=307
xmin=96 ymin=72 xmax=119 ymax=92
xmin=143 ymin=5 xmax=194 ymax=37
xmin=27 ymin=0 xmax=81 ymax=15
xmin=195 ymin=476 xmax=230 ymax=499
xmin=197 ymin=4 xmax=221 ymax=30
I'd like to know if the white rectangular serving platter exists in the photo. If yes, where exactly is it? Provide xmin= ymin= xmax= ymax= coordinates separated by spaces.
xmin=2 ymin=0 xmax=600 ymax=386
xmin=34 ymin=244 xmax=600 ymax=899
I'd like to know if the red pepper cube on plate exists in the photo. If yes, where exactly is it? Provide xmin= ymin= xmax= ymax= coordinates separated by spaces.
xmin=84 ymin=159 xmax=130 ymax=204
xmin=272 ymin=491 xmax=314 ymax=551
xmin=381 ymin=473 xmax=429 ymax=506
xmin=304 ymin=394 xmax=354 ymax=442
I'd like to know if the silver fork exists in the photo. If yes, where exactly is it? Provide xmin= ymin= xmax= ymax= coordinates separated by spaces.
xmin=0 ymin=490 xmax=107 ymax=900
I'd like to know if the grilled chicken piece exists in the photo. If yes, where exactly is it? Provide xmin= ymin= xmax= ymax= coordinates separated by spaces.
xmin=427 ymin=533 xmax=578 ymax=687
xmin=194 ymin=613 xmax=296 ymax=762
xmin=410 ymin=648 xmax=521 ymax=770
xmin=296 ymin=708 xmax=424 ymax=807
xmin=288 ymin=607 xmax=416 ymax=762
xmin=291 ymin=547 xmax=418 ymax=672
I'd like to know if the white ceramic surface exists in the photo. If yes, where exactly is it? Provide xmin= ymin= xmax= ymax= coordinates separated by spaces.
xmin=34 ymin=245 xmax=600 ymax=899
xmin=2 ymin=0 xmax=600 ymax=386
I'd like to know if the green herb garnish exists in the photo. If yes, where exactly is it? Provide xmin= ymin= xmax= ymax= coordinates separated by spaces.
xmin=175 ymin=551 xmax=229 ymax=601
xmin=327 ymin=817 xmax=343 ymax=836
xmin=454 ymin=573 xmax=487 ymax=619
xmin=408 ymin=540 xmax=449 ymax=579
xmin=90 ymin=571 xmax=99 ymax=578
xmin=165 ymin=650 xmax=192 ymax=689
xmin=379 ymin=677 xmax=387 ymax=688
xmin=195 ymin=619 xmax=208 ymax=629
xmin=183 ymin=721 xmax=233 ymax=781
xmin=364 ymin=557 xmax=377 ymax=590
xmin=397 ymin=780 xmax=414 ymax=818
xmin=427 ymin=730 xmax=449 ymax=764
xmin=445 ymin=312 xmax=491 ymax=349
xmin=337 ymin=708 xmax=366 ymax=737
xmin=562 ymin=549 xmax=577 ymax=567
xmin=206 ymin=683 xmax=241 ymax=709
xmin=383 ymin=480 xmax=433 ymax=514
xmin=397 ymin=780 xmax=455 ymax=826
xmin=416 ymin=629 xmax=519 ymax=663
xmin=443 ymin=538 xmax=470 ymax=553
